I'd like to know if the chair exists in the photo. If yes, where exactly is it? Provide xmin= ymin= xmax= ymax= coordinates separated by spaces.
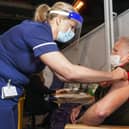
xmin=18 ymin=95 xmax=25 ymax=129
xmin=23 ymin=74 xmax=58 ymax=129
xmin=65 ymin=124 xmax=129 ymax=129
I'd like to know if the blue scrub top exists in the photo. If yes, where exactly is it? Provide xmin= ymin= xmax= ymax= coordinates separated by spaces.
xmin=0 ymin=20 xmax=59 ymax=96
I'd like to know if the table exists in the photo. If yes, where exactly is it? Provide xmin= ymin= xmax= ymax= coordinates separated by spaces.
xmin=65 ymin=124 xmax=129 ymax=129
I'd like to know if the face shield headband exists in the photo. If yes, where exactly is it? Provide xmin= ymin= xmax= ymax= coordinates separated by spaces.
xmin=49 ymin=10 xmax=83 ymax=25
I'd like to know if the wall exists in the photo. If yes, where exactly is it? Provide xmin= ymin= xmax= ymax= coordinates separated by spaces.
xmin=63 ymin=9 xmax=129 ymax=71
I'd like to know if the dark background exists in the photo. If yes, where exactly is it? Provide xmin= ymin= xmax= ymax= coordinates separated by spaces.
xmin=0 ymin=0 xmax=129 ymax=36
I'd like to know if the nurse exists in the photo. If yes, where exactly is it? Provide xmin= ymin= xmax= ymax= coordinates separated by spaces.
xmin=0 ymin=1 xmax=127 ymax=129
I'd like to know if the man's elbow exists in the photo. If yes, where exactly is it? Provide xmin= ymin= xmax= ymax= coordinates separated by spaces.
xmin=95 ymin=104 xmax=111 ymax=122
xmin=81 ymin=107 xmax=110 ymax=126
xmin=96 ymin=110 xmax=109 ymax=120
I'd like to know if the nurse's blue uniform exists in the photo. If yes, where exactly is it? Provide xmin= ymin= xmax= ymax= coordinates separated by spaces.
xmin=0 ymin=20 xmax=59 ymax=129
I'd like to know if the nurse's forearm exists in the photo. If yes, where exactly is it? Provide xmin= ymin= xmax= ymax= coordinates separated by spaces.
xmin=68 ymin=65 xmax=127 ymax=83
xmin=65 ymin=65 xmax=113 ymax=83
xmin=40 ymin=52 xmax=126 ymax=83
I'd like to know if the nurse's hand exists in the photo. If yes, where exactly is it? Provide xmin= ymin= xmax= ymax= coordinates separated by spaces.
xmin=120 ymin=55 xmax=129 ymax=66
xmin=112 ymin=67 xmax=128 ymax=81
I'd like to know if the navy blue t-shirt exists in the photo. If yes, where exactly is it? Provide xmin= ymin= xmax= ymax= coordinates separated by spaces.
xmin=0 ymin=20 xmax=59 ymax=89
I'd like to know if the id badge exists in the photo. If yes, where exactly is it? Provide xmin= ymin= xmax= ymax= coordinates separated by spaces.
xmin=1 ymin=79 xmax=18 ymax=99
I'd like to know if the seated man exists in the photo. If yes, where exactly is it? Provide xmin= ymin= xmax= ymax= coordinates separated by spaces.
xmin=70 ymin=37 xmax=129 ymax=126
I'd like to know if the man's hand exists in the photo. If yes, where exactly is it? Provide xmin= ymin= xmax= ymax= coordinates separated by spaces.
xmin=70 ymin=105 xmax=82 ymax=124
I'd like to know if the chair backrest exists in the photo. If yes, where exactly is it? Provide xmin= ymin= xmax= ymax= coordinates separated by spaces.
xmin=18 ymin=95 xmax=25 ymax=129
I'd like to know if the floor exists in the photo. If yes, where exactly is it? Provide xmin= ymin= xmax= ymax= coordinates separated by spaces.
xmin=23 ymin=114 xmax=49 ymax=129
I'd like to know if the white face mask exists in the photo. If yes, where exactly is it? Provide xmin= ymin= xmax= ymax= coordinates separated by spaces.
xmin=110 ymin=55 xmax=121 ymax=67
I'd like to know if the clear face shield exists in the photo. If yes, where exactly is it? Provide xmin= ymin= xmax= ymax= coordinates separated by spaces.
xmin=69 ymin=11 xmax=83 ymax=43
xmin=49 ymin=10 xmax=83 ymax=49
